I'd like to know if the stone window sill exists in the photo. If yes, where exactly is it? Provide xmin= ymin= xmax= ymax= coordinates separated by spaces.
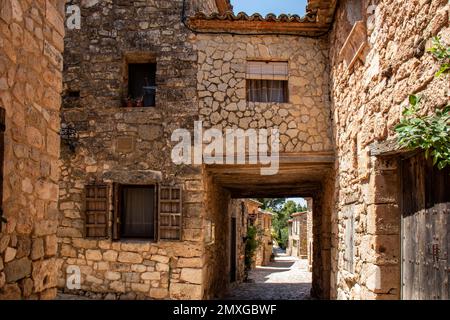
xmin=115 ymin=239 xmax=155 ymax=243
xmin=121 ymin=106 xmax=157 ymax=110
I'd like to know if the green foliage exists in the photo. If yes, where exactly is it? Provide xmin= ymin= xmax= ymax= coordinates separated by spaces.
xmin=395 ymin=37 xmax=450 ymax=170
xmin=256 ymin=198 xmax=286 ymax=211
xmin=256 ymin=199 xmax=308 ymax=249
xmin=244 ymin=225 xmax=262 ymax=277
xmin=395 ymin=95 xmax=450 ymax=170
xmin=272 ymin=200 xmax=300 ymax=249
xmin=427 ymin=36 xmax=450 ymax=77
xmin=279 ymin=228 xmax=289 ymax=249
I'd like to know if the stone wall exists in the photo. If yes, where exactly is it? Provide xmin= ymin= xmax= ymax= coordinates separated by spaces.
xmin=0 ymin=0 xmax=64 ymax=299
xmin=329 ymin=0 xmax=449 ymax=300
xmin=254 ymin=212 xmax=272 ymax=267
xmin=202 ymin=173 xmax=230 ymax=299
xmin=195 ymin=34 xmax=333 ymax=153
xmin=298 ymin=213 xmax=308 ymax=258
xmin=311 ymin=174 xmax=334 ymax=299
xmin=228 ymin=199 xmax=248 ymax=285
xmin=192 ymin=0 xmax=220 ymax=14
xmin=58 ymin=0 xmax=208 ymax=300
xmin=306 ymin=198 xmax=313 ymax=271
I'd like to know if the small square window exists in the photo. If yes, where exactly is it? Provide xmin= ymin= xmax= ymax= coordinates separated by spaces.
xmin=128 ymin=63 xmax=157 ymax=107
xmin=246 ymin=61 xmax=289 ymax=103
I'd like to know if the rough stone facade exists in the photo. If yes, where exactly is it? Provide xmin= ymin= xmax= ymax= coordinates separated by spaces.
xmin=253 ymin=209 xmax=273 ymax=267
xmin=329 ymin=0 xmax=449 ymax=300
xmin=288 ymin=212 xmax=307 ymax=259
xmin=57 ymin=0 xmax=220 ymax=300
xmin=306 ymin=198 xmax=313 ymax=272
xmin=195 ymin=34 xmax=333 ymax=153
xmin=0 ymin=0 xmax=445 ymax=301
xmin=0 ymin=0 xmax=64 ymax=299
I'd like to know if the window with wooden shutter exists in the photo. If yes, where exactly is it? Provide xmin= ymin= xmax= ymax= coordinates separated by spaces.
xmin=85 ymin=185 xmax=109 ymax=238
xmin=113 ymin=184 xmax=157 ymax=240
xmin=0 ymin=108 xmax=5 ymax=232
xmin=246 ymin=61 xmax=289 ymax=103
xmin=158 ymin=185 xmax=183 ymax=241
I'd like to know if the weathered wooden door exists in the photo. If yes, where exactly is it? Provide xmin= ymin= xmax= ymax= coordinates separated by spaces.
xmin=401 ymin=153 xmax=450 ymax=300
xmin=230 ymin=217 xmax=237 ymax=283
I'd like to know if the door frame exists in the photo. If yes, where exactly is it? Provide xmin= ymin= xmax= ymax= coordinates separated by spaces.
xmin=230 ymin=216 xmax=237 ymax=283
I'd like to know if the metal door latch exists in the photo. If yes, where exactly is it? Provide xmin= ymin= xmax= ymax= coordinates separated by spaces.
xmin=432 ymin=244 xmax=440 ymax=262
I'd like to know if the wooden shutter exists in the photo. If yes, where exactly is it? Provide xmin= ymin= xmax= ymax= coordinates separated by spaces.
xmin=112 ymin=183 xmax=121 ymax=240
xmin=0 ymin=108 xmax=5 ymax=232
xmin=85 ymin=184 xmax=109 ymax=238
xmin=158 ymin=185 xmax=182 ymax=241
xmin=246 ymin=61 xmax=288 ymax=80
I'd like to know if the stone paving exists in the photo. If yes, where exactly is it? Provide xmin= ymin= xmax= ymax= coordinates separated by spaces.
xmin=225 ymin=249 xmax=312 ymax=300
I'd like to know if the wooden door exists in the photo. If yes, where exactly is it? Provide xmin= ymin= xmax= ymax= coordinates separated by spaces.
xmin=401 ymin=153 xmax=450 ymax=300
xmin=230 ymin=217 xmax=237 ymax=283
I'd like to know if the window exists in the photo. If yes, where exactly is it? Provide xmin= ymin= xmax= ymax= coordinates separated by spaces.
xmin=67 ymin=90 xmax=80 ymax=98
xmin=85 ymin=183 xmax=183 ymax=241
xmin=120 ymin=185 xmax=156 ymax=239
xmin=246 ymin=61 xmax=289 ymax=103
xmin=63 ymin=89 xmax=81 ymax=108
xmin=127 ymin=63 xmax=157 ymax=107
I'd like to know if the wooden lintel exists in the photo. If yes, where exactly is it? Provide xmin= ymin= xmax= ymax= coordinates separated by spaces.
xmin=369 ymin=138 xmax=409 ymax=157
xmin=187 ymin=18 xmax=329 ymax=35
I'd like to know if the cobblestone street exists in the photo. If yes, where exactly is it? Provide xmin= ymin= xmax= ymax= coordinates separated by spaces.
xmin=225 ymin=250 xmax=312 ymax=300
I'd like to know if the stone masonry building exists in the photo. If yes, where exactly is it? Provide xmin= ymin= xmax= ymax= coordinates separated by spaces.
xmin=0 ymin=0 xmax=64 ymax=299
xmin=0 ymin=0 xmax=449 ymax=300
xmin=58 ymin=0 xmax=448 ymax=299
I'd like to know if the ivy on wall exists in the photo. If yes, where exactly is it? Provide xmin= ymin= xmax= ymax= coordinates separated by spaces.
xmin=395 ymin=37 xmax=450 ymax=170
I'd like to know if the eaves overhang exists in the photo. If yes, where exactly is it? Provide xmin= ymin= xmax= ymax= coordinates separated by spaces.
xmin=188 ymin=0 xmax=337 ymax=36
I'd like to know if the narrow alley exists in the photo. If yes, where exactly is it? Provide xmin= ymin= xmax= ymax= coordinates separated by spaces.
xmin=225 ymin=249 xmax=312 ymax=300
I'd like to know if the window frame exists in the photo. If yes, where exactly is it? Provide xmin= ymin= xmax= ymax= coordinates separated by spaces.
xmin=122 ymin=53 xmax=158 ymax=108
xmin=115 ymin=184 xmax=158 ymax=241
xmin=110 ymin=183 xmax=183 ymax=242
xmin=127 ymin=62 xmax=157 ymax=108
xmin=245 ymin=60 xmax=289 ymax=103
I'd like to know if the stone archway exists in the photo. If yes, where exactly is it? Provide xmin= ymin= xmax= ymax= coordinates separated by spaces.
xmin=201 ymin=153 xmax=335 ymax=299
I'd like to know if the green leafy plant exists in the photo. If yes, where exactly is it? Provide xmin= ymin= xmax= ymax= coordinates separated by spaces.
xmin=244 ymin=225 xmax=262 ymax=281
xmin=395 ymin=95 xmax=450 ymax=170
xmin=427 ymin=36 xmax=450 ymax=77
xmin=395 ymin=37 xmax=450 ymax=170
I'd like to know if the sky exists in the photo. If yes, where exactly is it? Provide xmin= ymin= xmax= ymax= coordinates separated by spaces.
xmin=231 ymin=0 xmax=308 ymax=16
xmin=287 ymin=197 xmax=308 ymax=209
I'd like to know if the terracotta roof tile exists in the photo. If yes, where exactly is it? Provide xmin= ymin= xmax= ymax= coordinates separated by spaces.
xmin=188 ymin=0 xmax=337 ymax=36
xmin=192 ymin=11 xmax=317 ymax=24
